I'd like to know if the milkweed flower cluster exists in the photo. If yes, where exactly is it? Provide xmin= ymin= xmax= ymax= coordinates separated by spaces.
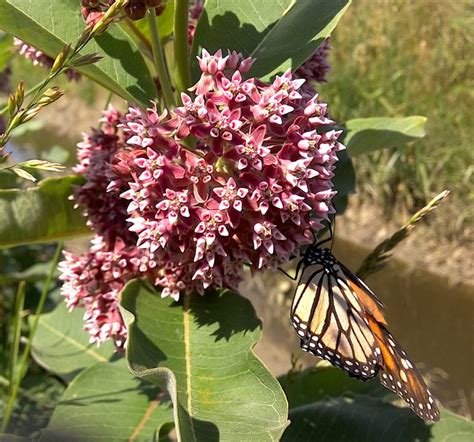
xmin=81 ymin=0 xmax=164 ymax=24
xmin=13 ymin=38 xmax=80 ymax=81
xmin=296 ymin=39 xmax=331 ymax=86
xmin=59 ymin=107 xmax=156 ymax=346
xmin=59 ymin=49 xmax=344 ymax=346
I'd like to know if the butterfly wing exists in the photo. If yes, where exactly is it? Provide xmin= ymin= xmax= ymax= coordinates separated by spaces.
xmin=367 ymin=314 xmax=440 ymax=421
xmin=291 ymin=262 xmax=381 ymax=379
xmin=339 ymin=263 xmax=387 ymax=325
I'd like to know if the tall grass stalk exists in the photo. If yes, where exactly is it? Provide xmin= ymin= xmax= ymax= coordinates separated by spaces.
xmin=1 ymin=243 xmax=62 ymax=432
xmin=357 ymin=190 xmax=449 ymax=278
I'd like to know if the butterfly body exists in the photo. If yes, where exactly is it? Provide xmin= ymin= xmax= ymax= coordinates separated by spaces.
xmin=290 ymin=243 xmax=440 ymax=422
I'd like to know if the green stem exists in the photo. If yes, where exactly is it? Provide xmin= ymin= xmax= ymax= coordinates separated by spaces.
xmin=103 ymin=90 xmax=113 ymax=110
xmin=1 ymin=243 xmax=62 ymax=432
xmin=8 ymin=282 xmax=26 ymax=387
xmin=174 ymin=0 xmax=190 ymax=93
xmin=123 ymin=18 xmax=154 ymax=61
xmin=1 ymin=282 xmax=25 ymax=432
xmin=147 ymin=9 xmax=175 ymax=107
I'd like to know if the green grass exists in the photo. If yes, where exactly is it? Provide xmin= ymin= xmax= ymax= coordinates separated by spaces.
xmin=318 ymin=0 xmax=473 ymax=239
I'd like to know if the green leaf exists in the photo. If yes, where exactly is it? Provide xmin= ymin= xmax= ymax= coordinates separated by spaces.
xmin=344 ymin=116 xmax=427 ymax=156
xmin=332 ymin=150 xmax=355 ymax=215
xmin=121 ymin=280 xmax=289 ymax=441
xmin=279 ymin=366 xmax=385 ymax=409
xmin=32 ymin=301 xmax=115 ymax=380
xmin=0 ymin=0 xmax=155 ymax=106
xmin=42 ymin=359 xmax=174 ymax=441
xmin=0 ymin=30 xmax=13 ymax=71
xmin=192 ymin=0 xmax=351 ymax=81
xmin=0 ymin=373 xmax=64 ymax=439
xmin=429 ymin=410 xmax=474 ymax=441
xmin=282 ymin=396 xmax=474 ymax=441
xmin=0 ymin=261 xmax=58 ymax=284
xmin=0 ymin=176 xmax=90 ymax=249
xmin=282 ymin=396 xmax=426 ymax=441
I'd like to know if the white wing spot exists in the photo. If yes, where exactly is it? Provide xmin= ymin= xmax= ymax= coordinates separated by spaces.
xmin=399 ymin=370 xmax=408 ymax=382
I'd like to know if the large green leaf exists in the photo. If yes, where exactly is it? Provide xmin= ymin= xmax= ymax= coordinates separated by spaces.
xmin=279 ymin=366 xmax=385 ymax=409
xmin=32 ymin=301 xmax=115 ymax=380
xmin=282 ymin=396 xmax=474 ymax=441
xmin=42 ymin=359 xmax=174 ymax=441
xmin=121 ymin=280 xmax=289 ymax=441
xmin=429 ymin=411 xmax=474 ymax=441
xmin=344 ymin=116 xmax=427 ymax=156
xmin=283 ymin=396 xmax=426 ymax=441
xmin=0 ymin=0 xmax=155 ymax=106
xmin=332 ymin=149 xmax=355 ymax=215
xmin=280 ymin=367 xmax=474 ymax=441
xmin=0 ymin=176 xmax=90 ymax=249
xmin=192 ymin=0 xmax=351 ymax=81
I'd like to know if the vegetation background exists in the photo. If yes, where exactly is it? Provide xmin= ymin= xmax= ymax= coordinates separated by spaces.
xmin=323 ymin=0 xmax=473 ymax=237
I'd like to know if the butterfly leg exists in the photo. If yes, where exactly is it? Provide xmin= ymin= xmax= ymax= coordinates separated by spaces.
xmin=279 ymin=257 xmax=305 ymax=281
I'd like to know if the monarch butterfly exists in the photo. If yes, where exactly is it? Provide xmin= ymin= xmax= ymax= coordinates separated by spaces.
xmin=289 ymin=233 xmax=440 ymax=422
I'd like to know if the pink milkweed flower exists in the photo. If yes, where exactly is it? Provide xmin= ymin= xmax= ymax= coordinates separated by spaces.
xmin=59 ymin=49 xmax=346 ymax=346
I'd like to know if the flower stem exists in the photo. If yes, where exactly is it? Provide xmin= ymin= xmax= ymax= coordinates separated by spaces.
xmin=1 ymin=243 xmax=62 ymax=432
xmin=174 ymin=0 xmax=190 ymax=94
xmin=147 ymin=9 xmax=175 ymax=107
xmin=1 ymin=282 xmax=25 ymax=432
xmin=123 ymin=18 xmax=153 ymax=61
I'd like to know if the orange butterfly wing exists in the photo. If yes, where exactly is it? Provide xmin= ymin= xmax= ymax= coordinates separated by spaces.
xmin=341 ymin=265 xmax=440 ymax=421
xmin=367 ymin=314 xmax=440 ymax=421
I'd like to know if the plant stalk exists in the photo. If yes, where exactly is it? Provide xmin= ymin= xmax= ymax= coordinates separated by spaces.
xmin=123 ymin=18 xmax=154 ymax=61
xmin=1 ymin=243 xmax=62 ymax=432
xmin=174 ymin=0 xmax=191 ymax=93
xmin=147 ymin=9 xmax=175 ymax=107
xmin=0 ymin=81 xmax=44 ymax=116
